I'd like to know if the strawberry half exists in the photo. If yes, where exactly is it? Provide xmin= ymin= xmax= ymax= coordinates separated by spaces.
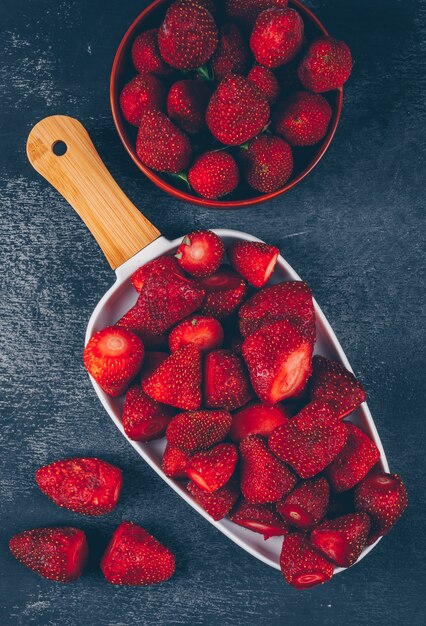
xmin=122 ymin=386 xmax=174 ymax=441
xmin=230 ymin=500 xmax=290 ymax=539
xmin=176 ymin=230 xmax=224 ymax=277
xmin=229 ymin=402 xmax=290 ymax=442
xmin=204 ymin=349 xmax=253 ymax=411
xmin=187 ymin=443 xmax=238 ymax=492
xmin=166 ymin=409 xmax=232 ymax=454
xmin=187 ymin=475 xmax=239 ymax=521
xmin=162 ymin=444 xmax=191 ymax=479
xmin=199 ymin=266 xmax=248 ymax=319
xmin=280 ymin=532 xmax=334 ymax=589
xmin=169 ymin=315 xmax=224 ymax=353
xmin=276 ymin=476 xmax=329 ymax=530
xmin=131 ymin=256 xmax=185 ymax=293
xmin=228 ymin=240 xmax=279 ymax=288
xmin=36 ymin=458 xmax=122 ymax=516
xmin=310 ymin=512 xmax=371 ymax=568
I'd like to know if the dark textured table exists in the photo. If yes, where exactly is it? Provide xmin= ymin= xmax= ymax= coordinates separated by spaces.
xmin=1 ymin=0 xmax=425 ymax=624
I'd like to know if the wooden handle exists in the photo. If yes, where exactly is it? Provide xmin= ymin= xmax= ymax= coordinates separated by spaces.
xmin=26 ymin=115 xmax=161 ymax=269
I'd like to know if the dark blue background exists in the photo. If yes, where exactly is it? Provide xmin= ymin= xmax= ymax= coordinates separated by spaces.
xmin=1 ymin=1 xmax=425 ymax=624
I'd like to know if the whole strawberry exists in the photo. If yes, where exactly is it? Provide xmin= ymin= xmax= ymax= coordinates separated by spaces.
xmin=225 ymin=0 xmax=289 ymax=29
xmin=158 ymin=0 xmax=218 ymax=70
xmin=188 ymin=151 xmax=239 ymax=200
xmin=250 ymin=8 xmax=304 ymax=68
xmin=167 ymin=79 xmax=211 ymax=134
xmin=166 ymin=409 xmax=232 ymax=453
xmin=247 ymin=65 xmax=280 ymax=104
xmin=122 ymin=386 xmax=174 ymax=441
xmin=298 ymin=36 xmax=353 ymax=93
xmin=211 ymin=23 xmax=249 ymax=82
xmin=274 ymin=91 xmax=332 ymax=146
xmin=239 ymin=134 xmax=293 ymax=193
xmin=136 ymin=109 xmax=192 ymax=173
xmin=119 ymin=74 xmax=166 ymax=126
xmin=132 ymin=29 xmax=172 ymax=75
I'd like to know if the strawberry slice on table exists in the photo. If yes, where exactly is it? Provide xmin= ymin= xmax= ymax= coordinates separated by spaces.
xmin=131 ymin=256 xmax=185 ymax=293
xmin=36 ymin=458 xmax=122 ymax=516
xmin=309 ymin=355 xmax=367 ymax=419
xmin=354 ymin=472 xmax=408 ymax=544
xmin=198 ymin=266 xmax=248 ymax=319
xmin=229 ymin=402 xmax=290 ymax=442
xmin=240 ymin=435 xmax=296 ymax=503
xmin=166 ymin=409 xmax=232 ymax=454
xmin=310 ymin=512 xmax=371 ymax=568
xmin=122 ymin=386 xmax=174 ymax=442
xmin=139 ymin=351 xmax=169 ymax=382
xmin=204 ymin=349 xmax=253 ymax=410
xmin=269 ymin=401 xmax=348 ymax=479
xmin=176 ymin=230 xmax=224 ymax=277
xmin=162 ymin=444 xmax=191 ymax=479
xmin=187 ymin=443 xmax=238 ymax=493
xmin=83 ymin=326 xmax=144 ymax=396
xmin=101 ymin=521 xmax=175 ymax=586
xmin=280 ymin=532 xmax=334 ymax=589
xmin=187 ymin=475 xmax=240 ymax=521
xmin=228 ymin=241 xmax=279 ymax=288
xmin=242 ymin=319 xmax=313 ymax=404
xmin=169 ymin=315 xmax=224 ymax=353
xmin=9 ymin=527 xmax=88 ymax=582
xmin=276 ymin=476 xmax=329 ymax=531
xmin=142 ymin=344 xmax=202 ymax=410
xmin=324 ymin=423 xmax=380 ymax=493
xmin=230 ymin=500 xmax=290 ymax=539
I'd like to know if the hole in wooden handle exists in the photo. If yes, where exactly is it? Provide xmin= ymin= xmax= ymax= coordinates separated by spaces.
xmin=52 ymin=140 xmax=67 ymax=156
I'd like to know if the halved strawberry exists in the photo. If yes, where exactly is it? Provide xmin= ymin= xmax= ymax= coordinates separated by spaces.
xmin=187 ymin=443 xmax=238 ymax=493
xmin=176 ymin=230 xmax=224 ymax=277
xmin=83 ymin=326 xmax=144 ymax=396
xmin=229 ymin=402 xmax=290 ymax=442
xmin=131 ymin=256 xmax=185 ymax=293
xmin=276 ymin=476 xmax=329 ymax=530
xmin=198 ymin=266 xmax=248 ymax=319
xmin=310 ymin=512 xmax=370 ymax=568
xmin=139 ymin=351 xmax=169 ymax=382
xmin=280 ymin=532 xmax=334 ymax=589
xmin=122 ymin=386 xmax=174 ymax=441
xmin=242 ymin=319 xmax=313 ymax=404
xmin=187 ymin=475 xmax=240 ymax=521
xmin=169 ymin=315 xmax=224 ymax=353
xmin=230 ymin=500 xmax=290 ymax=539
xmin=228 ymin=241 xmax=279 ymax=288
xmin=204 ymin=349 xmax=253 ymax=410
xmin=166 ymin=409 xmax=232 ymax=454
xmin=161 ymin=444 xmax=191 ymax=479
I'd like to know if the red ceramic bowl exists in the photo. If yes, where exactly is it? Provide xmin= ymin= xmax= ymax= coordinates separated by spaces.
xmin=110 ymin=0 xmax=343 ymax=209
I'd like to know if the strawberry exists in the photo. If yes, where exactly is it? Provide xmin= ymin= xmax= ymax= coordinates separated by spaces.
xmin=238 ymin=280 xmax=315 ymax=340
xmin=9 ymin=527 xmax=88 ymax=583
xmin=187 ymin=475 xmax=239 ymax=520
xmin=324 ymin=423 xmax=380 ymax=493
xmin=242 ymin=319 xmax=313 ymax=404
xmin=298 ymin=36 xmax=353 ymax=93
xmin=250 ymin=8 xmax=304 ymax=68
xmin=240 ymin=134 xmax=293 ymax=194
xmin=36 ymin=458 xmax=122 ymax=516
xmin=276 ymin=476 xmax=329 ymax=530
xmin=140 ymin=351 xmax=169 ymax=382
xmin=280 ymin=532 xmax=334 ymax=589
xmin=310 ymin=512 xmax=370 ymax=568
xmin=206 ymin=75 xmax=270 ymax=145
xmin=228 ymin=240 xmax=279 ymax=287
xmin=204 ymin=349 xmax=253 ymax=410
xmin=131 ymin=256 xmax=185 ymax=293
xmin=167 ymin=79 xmax=211 ymax=134
xmin=176 ymin=230 xmax=224 ymax=277
xmin=274 ymin=91 xmax=332 ymax=146
xmin=309 ymin=355 xmax=367 ymax=419
xmin=187 ymin=443 xmax=238 ymax=492
xmin=240 ymin=435 xmax=296 ymax=503
xmin=166 ymin=409 xmax=232 ymax=453
xmin=199 ymin=267 xmax=248 ymax=318
xmin=230 ymin=500 xmax=290 ymax=539
xmin=116 ymin=306 xmax=168 ymax=349
xmin=142 ymin=344 xmax=202 ymax=410
xmin=132 ymin=29 xmax=172 ymax=75
xmin=247 ymin=65 xmax=280 ymax=104
xmin=169 ymin=315 xmax=224 ymax=353
xmin=211 ymin=23 xmax=249 ymax=82
xmin=122 ymin=386 xmax=174 ymax=441
xmin=119 ymin=74 xmax=166 ymax=126
xmin=188 ymin=151 xmax=239 ymax=200
xmin=162 ymin=444 xmax=191 ymax=479
xmin=101 ymin=521 xmax=175 ymax=586
xmin=354 ymin=472 xmax=408 ymax=544
xmin=83 ymin=326 xmax=144 ymax=396
xmin=158 ymin=0 xmax=218 ymax=70
xmin=269 ymin=401 xmax=348 ymax=478
xmin=225 ymin=0 xmax=289 ymax=29
xmin=136 ymin=109 xmax=192 ymax=173
xmin=229 ymin=402 xmax=290 ymax=442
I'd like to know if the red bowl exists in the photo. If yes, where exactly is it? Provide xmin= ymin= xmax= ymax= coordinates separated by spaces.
xmin=110 ymin=0 xmax=343 ymax=209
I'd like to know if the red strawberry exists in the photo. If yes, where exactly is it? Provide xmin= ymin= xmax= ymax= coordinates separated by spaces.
xmin=228 ymin=240 xmax=279 ymax=287
xmin=274 ymin=91 xmax=332 ymax=146
xmin=242 ymin=319 xmax=313 ymax=404
xmin=122 ymin=386 xmax=173 ymax=441
xmin=158 ymin=0 xmax=218 ymax=70
xmin=229 ymin=402 xmax=290 ymax=442
xmin=169 ymin=315 xmax=224 ymax=353
xmin=324 ymin=423 xmax=380 ymax=493
xmin=206 ymin=75 xmax=270 ymax=145
xmin=140 ymin=351 xmax=169 ymax=382
xmin=247 ymin=65 xmax=280 ymax=104
xmin=131 ymin=256 xmax=185 ymax=293
xmin=240 ymin=435 xmax=296 ymax=503
xmin=230 ymin=500 xmax=290 ymax=539
xmin=280 ymin=532 xmax=334 ymax=589
xmin=132 ymin=29 xmax=172 ymax=75
xmin=176 ymin=230 xmax=224 ymax=277
xmin=225 ymin=0 xmax=289 ymax=29
xmin=187 ymin=475 xmax=239 ymax=520
xmin=199 ymin=266 xmax=248 ymax=318
xmin=239 ymin=280 xmax=315 ymax=340
xmin=167 ymin=79 xmax=211 ymax=134
xmin=116 ymin=307 xmax=168 ymax=349
xmin=269 ymin=401 xmax=348 ymax=478
xmin=211 ymin=23 xmax=249 ymax=82
xmin=162 ymin=444 xmax=191 ymax=479
xmin=119 ymin=74 xmax=166 ymax=126
xmin=204 ymin=349 xmax=253 ymax=410
xmin=240 ymin=134 xmax=293 ymax=194
xmin=83 ymin=326 xmax=144 ymax=396
xmin=276 ymin=476 xmax=329 ymax=530
xmin=354 ymin=472 xmax=408 ymax=544
xmin=142 ymin=344 xmax=202 ymax=410
xmin=136 ymin=109 xmax=192 ymax=173
xmin=166 ymin=409 xmax=232 ymax=453
xmin=250 ymin=8 xmax=304 ymax=68
xmin=309 ymin=355 xmax=367 ymax=420
xmin=9 ymin=527 xmax=88 ymax=583
xmin=36 ymin=458 xmax=122 ymax=516
xmin=298 ymin=36 xmax=353 ymax=93
xmin=101 ymin=521 xmax=175 ymax=586
xmin=310 ymin=512 xmax=370 ymax=568
xmin=187 ymin=443 xmax=238 ymax=492
xmin=188 ymin=151 xmax=239 ymax=200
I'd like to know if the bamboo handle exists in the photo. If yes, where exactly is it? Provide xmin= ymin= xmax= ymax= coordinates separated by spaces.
xmin=26 ymin=115 xmax=161 ymax=269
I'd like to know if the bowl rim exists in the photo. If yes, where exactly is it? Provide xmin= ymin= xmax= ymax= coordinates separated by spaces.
xmin=110 ymin=0 xmax=344 ymax=209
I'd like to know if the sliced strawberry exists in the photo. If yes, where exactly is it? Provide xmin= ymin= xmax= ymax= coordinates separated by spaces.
xmin=162 ymin=444 xmax=191 ymax=479
xmin=198 ymin=266 xmax=248 ymax=319
xmin=131 ymin=256 xmax=185 ymax=293
xmin=276 ymin=477 xmax=329 ymax=530
xmin=230 ymin=500 xmax=290 ymax=539
xmin=9 ymin=527 xmax=88 ymax=582
xmin=187 ymin=443 xmax=238 ymax=493
xmin=176 ymin=230 xmax=224 ymax=277
xmin=122 ymin=386 xmax=174 ymax=441
xmin=204 ymin=349 xmax=253 ymax=410
xmin=310 ymin=512 xmax=370 ymax=568
xmin=166 ymin=409 xmax=232 ymax=454
xmin=169 ymin=315 xmax=224 ymax=353
xmin=280 ymin=532 xmax=334 ymax=589
xmin=187 ymin=475 xmax=239 ymax=521
xmin=116 ymin=306 xmax=168 ymax=349
xmin=324 ymin=423 xmax=380 ymax=493
xmin=139 ymin=351 xmax=169 ymax=382
xmin=228 ymin=241 xmax=279 ymax=288
xmin=269 ymin=400 xmax=348 ymax=479
xmin=229 ymin=402 xmax=291 ymax=442
xmin=83 ymin=326 xmax=144 ymax=396
xmin=36 ymin=458 xmax=122 ymax=516
xmin=142 ymin=344 xmax=202 ymax=410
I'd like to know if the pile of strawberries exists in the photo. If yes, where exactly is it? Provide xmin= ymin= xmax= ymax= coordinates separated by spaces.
xmin=119 ymin=0 xmax=353 ymax=200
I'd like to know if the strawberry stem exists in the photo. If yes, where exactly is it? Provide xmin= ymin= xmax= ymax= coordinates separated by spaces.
xmin=197 ymin=64 xmax=214 ymax=82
